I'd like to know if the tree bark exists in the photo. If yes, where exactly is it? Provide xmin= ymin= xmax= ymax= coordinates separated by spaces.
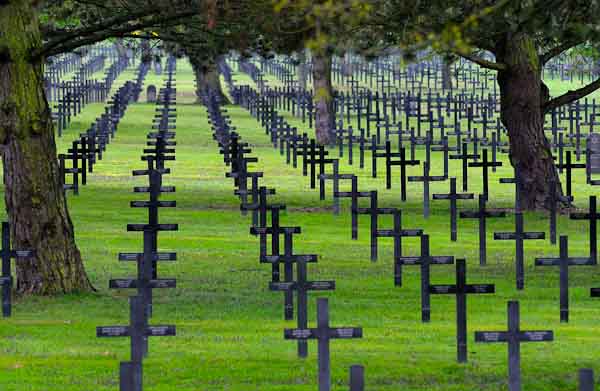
xmin=441 ymin=58 xmax=453 ymax=90
xmin=496 ymin=32 xmax=563 ymax=211
xmin=296 ymin=49 xmax=308 ymax=91
xmin=140 ymin=39 xmax=152 ymax=64
xmin=0 ymin=2 xmax=93 ymax=294
xmin=312 ymin=51 xmax=335 ymax=145
xmin=191 ymin=58 xmax=230 ymax=105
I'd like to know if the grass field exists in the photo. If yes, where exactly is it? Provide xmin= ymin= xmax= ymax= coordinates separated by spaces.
xmin=1 ymin=59 xmax=600 ymax=390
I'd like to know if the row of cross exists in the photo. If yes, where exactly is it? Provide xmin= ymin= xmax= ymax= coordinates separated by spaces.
xmin=205 ymin=88 xmax=366 ymax=391
xmin=58 ymin=61 xmax=150 ymax=195
xmin=96 ymin=56 xmax=178 ymax=391
xmin=219 ymin=70 xmax=600 ymax=391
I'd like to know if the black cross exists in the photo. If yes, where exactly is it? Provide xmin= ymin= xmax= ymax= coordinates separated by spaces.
xmin=356 ymin=190 xmax=390 ymax=261
xmin=449 ymin=143 xmax=479 ymax=191
xmin=304 ymin=140 xmax=334 ymax=197
xmin=239 ymin=185 xmax=276 ymax=227
xmin=319 ymin=160 xmax=354 ymax=215
xmin=370 ymin=135 xmax=386 ymax=179
xmin=535 ymin=235 xmax=594 ymax=322
xmin=579 ymin=369 xmax=595 ymax=391
xmin=387 ymin=145 xmax=420 ymax=201
xmin=475 ymin=301 xmax=554 ymax=391
xmin=460 ymin=195 xmax=506 ymax=265
xmin=284 ymin=298 xmax=362 ymax=391
xmin=408 ymin=162 xmax=446 ymax=218
xmin=494 ymin=212 xmax=545 ymax=290
xmin=249 ymin=208 xmax=295 ymax=286
xmin=97 ymin=295 xmax=176 ymax=390
xmin=433 ymin=177 xmax=474 ymax=241
xmin=228 ymin=171 xmax=264 ymax=219
xmin=131 ymin=167 xmax=176 ymax=280
xmin=430 ymin=135 xmax=453 ymax=178
xmin=468 ymin=149 xmax=501 ymax=200
xmin=0 ymin=222 xmax=34 ymax=317
xmin=334 ymin=175 xmax=363 ymax=240
xmin=570 ymin=196 xmax=600 ymax=265
xmin=376 ymin=209 xmax=423 ymax=286
xmin=266 ymin=231 xmax=332 ymax=357
xmin=349 ymin=365 xmax=365 ymax=391
xmin=430 ymin=259 xmax=495 ymax=362
xmin=397 ymin=235 xmax=454 ymax=322
xmin=257 ymin=225 xmax=306 ymax=321
xmin=556 ymin=151 xmax=585 ymax=198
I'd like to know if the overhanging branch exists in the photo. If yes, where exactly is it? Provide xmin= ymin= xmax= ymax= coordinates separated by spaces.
xmin=35 ymin=9 xmax=198 ymax=59
xmin=454 ymin=50 xmax=507 ymax=72
xmin=544 ymin=77 xmax=600 ymax=112
xmin=540 ymin=40 xmax=583 ymax=65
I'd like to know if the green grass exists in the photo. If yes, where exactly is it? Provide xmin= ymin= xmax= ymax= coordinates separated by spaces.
xmin=0 ymin=59 xmax=599 ymax=390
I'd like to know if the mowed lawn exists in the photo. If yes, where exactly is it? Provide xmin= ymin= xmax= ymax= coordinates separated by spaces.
xmin=0 ymin=59 xmax=599 ymax=390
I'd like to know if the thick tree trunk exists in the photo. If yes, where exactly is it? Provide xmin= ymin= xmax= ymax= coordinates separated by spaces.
xmin=0 ymin=2 xmax=93 ymax=294
xmin=191 ymin=59 xmax=229 ymax=105
xmin=296 ymin=49 xmax=308 ymax=91
xmin=115 ymin=39 xmax=129 ymax=59
xmin=496 ymin=33 xmax=563 ymax=211
xmin=312 ymin=51 xmax=335 ymax=145
xmin=140 ymin=39 xmax=152 ymax=64
xmin=441 ymin=58 xmax=453 ymax=90
xmin=341 ymin=52 xmax=353 ymax=78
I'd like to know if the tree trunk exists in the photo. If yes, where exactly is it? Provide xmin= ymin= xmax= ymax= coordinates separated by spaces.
xmin=140 ymin=39 xmax=152 ymax=64
xmin=191 ymin=59 xmax=230 ymax=105
xmin=441 ymin=58 xmax=453 ymax=90
xmin=496 ymin=33 xmax=563 ymax=211
xmin=312 ymin=51 xmax=335 ymax=145
xmin=296 ymin=49 xmax=308 ymax=91
xmin=0 ymin=2 xmax=93 ymax=294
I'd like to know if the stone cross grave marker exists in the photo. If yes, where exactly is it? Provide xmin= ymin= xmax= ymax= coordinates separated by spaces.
xmin=535 ymin=235 xmax=594 ymax=322
xmin=430 ymin=259 xmax=495 ymax=362
xmin=494 ymin=212 xmax=545 ymax=290
xmin=397 ymin=235 xmax=454 ymax=322
xmin=0 ymin=222 xmax=34 ymax=317
xmin=433 ymin=177 xmax=474 ymax=241
xmin=475 ymin=301 xmax=553 ymax=391
xmin=284 ymin=298 xmax=362 ymax=391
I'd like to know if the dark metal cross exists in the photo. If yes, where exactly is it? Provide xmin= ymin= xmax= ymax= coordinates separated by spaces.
xmin=556 ymin=151 xmax=585 ymax=198
xmin=535 ymin=235 xmax=594 ymax=322
xmin=570 ymin=196 xmax=600 ymax=265
xmin=475 ymin=301 xmax=554 ymax=391
xmin=449 ymin=142 xmax=480 ymax=191
xmin=433 ymin=177 xmax=474 ymax=241
xmin=319 ymin=160 xmax=354 ymax=215
xmin=408 ymin=161 xmax=446 ymax=218
xmin=468 ymin=149 xmax=502 ymax=200
xmin=494 ymin=212 xmax=545 ymax=290
xmin=334 ymin=175 xmax=363 ymax=240
xmin=579 ymin=369 xmax=595 ymax=391
xmin=397 ymin=235 xmax=454 ymax=322
xmin=284 ymin=298 xmax=362 ymax=391
xmin=267 ymin=231 xmax=331 ymax=357
xmin=387 ymin=145 xmax=420 ymax=201
xmin=430 ymin=259 xmax=495 ymax=362
xmin=97 ymin=295 xmax=176 ymax=391
xmin=0 ymin=222 xmax=34 ymax=317
xmin=460 ymin=195 xmax=506 ymax=265
xmin=376 ymin=209 xmax=423 ymax=286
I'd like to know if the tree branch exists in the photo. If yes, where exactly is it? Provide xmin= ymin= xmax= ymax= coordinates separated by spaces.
xmin=453 ymin=50 xmax=507 ymax=72
xmin=539 ymin=40 xmax=582 ymax=65
xmin=35 ymin=9 xmax=198 ymax=59
xmin=544 ymin=77 xmax=600 ymax=112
